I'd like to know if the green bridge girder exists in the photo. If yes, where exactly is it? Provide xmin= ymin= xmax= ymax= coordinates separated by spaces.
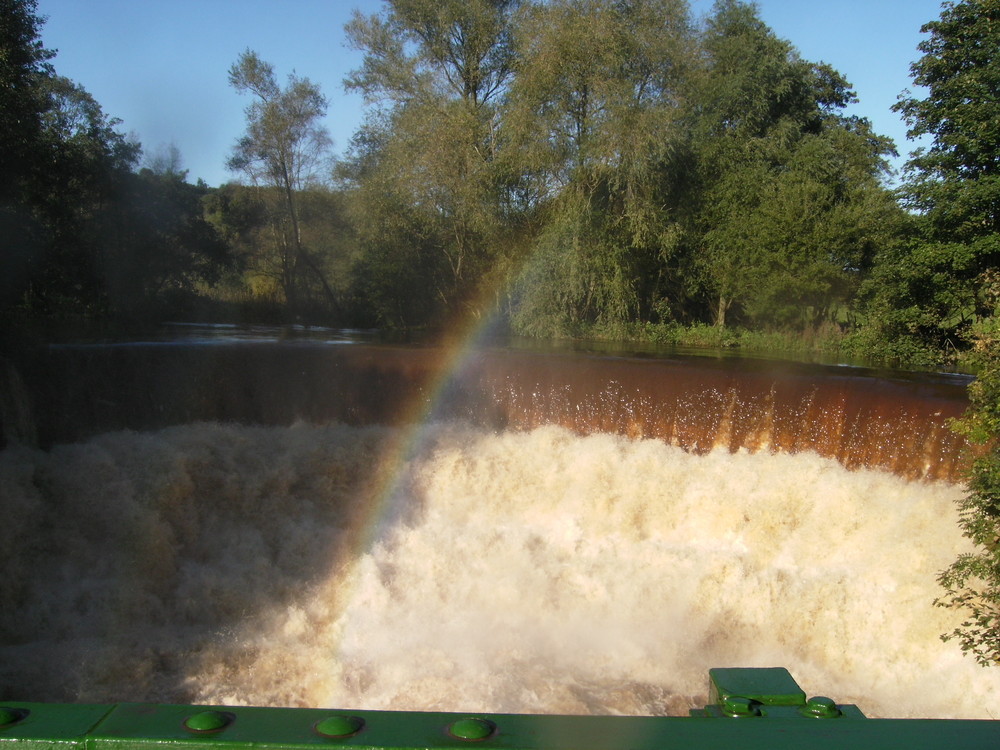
xmin=1 ymin=669 xmax=996 ymax=750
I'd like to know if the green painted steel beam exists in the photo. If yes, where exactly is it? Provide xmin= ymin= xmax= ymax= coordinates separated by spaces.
xmin=1 ymin=669 xmax=999 ymax=750
xmin=693 ymin=667 xmax=866 ymax=719
xmin=708 ymin=667 xmax=807 ymax=706
xmin=0 ymin=703 xmax=114 ymax=750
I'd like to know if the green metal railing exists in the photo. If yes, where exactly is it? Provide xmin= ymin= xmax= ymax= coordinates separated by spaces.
xmin=1 ymin=668 xmax=996 ymax=750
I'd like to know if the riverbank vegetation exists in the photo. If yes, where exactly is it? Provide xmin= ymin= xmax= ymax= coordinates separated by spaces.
xmin=0 ymin=0 xmax=914 ymax=359
xmin=3 ymin=0 xmax=1000 ymax=661
xmin=892 ymin=0 xmax=1000 ymax=665
xmin=0 ymin=0 xmax=982 ymax=369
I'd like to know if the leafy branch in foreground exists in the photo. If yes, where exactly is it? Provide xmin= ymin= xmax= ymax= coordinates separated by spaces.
xmin=938 ymin=305 xmax=1000 ymax=665
xmin=896 ymin=0 xmax=1000 ymax=664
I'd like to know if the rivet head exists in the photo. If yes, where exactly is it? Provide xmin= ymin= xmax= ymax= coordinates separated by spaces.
xmin=183 ymin=710 xmax=233 ymax=733
xmin=448 ymin=718 xmax=496 ymax=740
xmin=0 ymin=707 xmax=27 ymax=728
xmin=721 ymin=696 xmax=761 ymax=717
xmin=800 ymin=696 xmax=842 ymax=719
xmin=314 ymin=715 xmax=365 ymax=738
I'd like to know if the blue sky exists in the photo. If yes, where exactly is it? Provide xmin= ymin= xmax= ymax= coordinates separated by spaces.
xmin=36 ymin=0 xmax=945 ymax=187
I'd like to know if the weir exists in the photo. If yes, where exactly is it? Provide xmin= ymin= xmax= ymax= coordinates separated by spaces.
xmin=16 ymin=342 xmax=970 ymax=480
xmin=1 ymin=338 xmax=994 ymax=721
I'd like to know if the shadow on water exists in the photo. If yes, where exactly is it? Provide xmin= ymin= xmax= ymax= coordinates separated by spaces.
xmin=0 ymin=418 xmax=407 ymax=704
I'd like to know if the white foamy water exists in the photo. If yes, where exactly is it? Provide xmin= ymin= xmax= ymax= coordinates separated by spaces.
xmin=0 ymin=421 xmax=995 ymax=717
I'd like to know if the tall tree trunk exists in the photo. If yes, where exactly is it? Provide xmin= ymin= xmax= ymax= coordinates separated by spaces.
xmin=716 ymin=295 xmax=730 ymax=327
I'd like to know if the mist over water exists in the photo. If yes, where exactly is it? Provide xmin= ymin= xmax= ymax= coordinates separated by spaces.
xmin=1 ymin=420 xmax=995 ymax=718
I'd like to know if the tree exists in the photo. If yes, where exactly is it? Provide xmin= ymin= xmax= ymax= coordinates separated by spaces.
xmin=690 ymin=0 xmax=899 ymax=330
xmin=227 ymin=50 xmax=337 ymax=314
xmin=504 ymin=0 xmax=695 ymax=336
xmin=0 ymin=0 xmax=53 ymax=199
xmin=899 ymin=0 xmax=1000 ymax=664
xmin=343 ymin=0 xmax=520 ymax=325
xmin=142 ymin=142 xmax=185 ymax=177
xmin=865 ymin=0 xmax=1000 ymax=358
xmin=0 ymin=0 xmax=54 ymax=311
xmin=2 ymin=3 xmax=229 ymax=321
xmin=102 ymin=169 xmax=231 ymax=315
xmin=939 ymin=288 xmax=1000 ymax=665
xmin=19 ymin=74 xmax=141 ymax=316
xmin=346 ymin=0 xmax=517 ymax=109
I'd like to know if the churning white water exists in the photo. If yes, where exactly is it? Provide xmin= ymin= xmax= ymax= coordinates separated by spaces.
xmin=0 ymin=421 xmax=996 ymax=717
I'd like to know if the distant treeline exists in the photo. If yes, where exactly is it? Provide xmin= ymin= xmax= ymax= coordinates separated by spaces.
xmin=0 ymin=0 xmax=995 ymax=370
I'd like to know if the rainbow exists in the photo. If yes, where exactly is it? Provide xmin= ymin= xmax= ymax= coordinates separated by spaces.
xmin=340 ymin=305 xmax=513 ymax=565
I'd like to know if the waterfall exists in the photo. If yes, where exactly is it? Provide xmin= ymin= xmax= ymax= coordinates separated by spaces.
xmin=22 ymin=344 xmax=969 ymax=479
xmin=0 ymin=343 xmax=987 ymax=717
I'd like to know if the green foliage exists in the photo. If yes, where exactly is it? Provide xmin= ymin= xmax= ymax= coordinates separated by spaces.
xmin=0 ymin=1 xmax=234 ymax=323
xmin=857 ymin=234 xmax=978 ymax=364
xmin=690 ymin=0 xmax=899 ymax=330
xmin=1 ymin=0 xmax=57 ymax=312
xmin=227 ymin=50 xmax=338 ymax=315
xmin=896 ymin=0 xmax=1000 ymax=187
xmin=340 ymin=158 xmax=450 ymax=327
xmin=631 ymin=321 xmax=739 ymax=348
xmin=511 ymin=188 xmax=635 ymax=337
xmin=0 ymin=0 xmax=957 ymax=342
xmin=103 ymin=170 xmax=231 ymax=314
xmin=938 ymin=309 xmax=1000 ymax=665
xmin=505 ymin=0 xmax=694 ymax=335
xmin=0 ymin=0 xmax=53 ymax=201
xmin=337 ymin=0 xmax=901 ymax=336
xmin=15 ymin=74 xmax=142 ymax=316
xmin=443 ymin=0 xmax=893 ymax=336
xmin=343 ymin=0 xmax=519 ymax=326
xmin=201 ymin=181 xmax=354 ymax=323
xmin=885 ymin=0 xmax=1000 ymax=664
xmin=346 ymin=0 xmax=518 ymax=108
xmin=866 ymin=0 xmax=1000 ymax=359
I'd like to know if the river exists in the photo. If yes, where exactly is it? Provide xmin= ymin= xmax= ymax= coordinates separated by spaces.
xmin=0 ymin=325 xmax=995 ymax=718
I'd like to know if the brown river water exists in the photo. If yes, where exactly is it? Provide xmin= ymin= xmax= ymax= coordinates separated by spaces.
xmin=0 ymin=332 xmax=995 ymax=718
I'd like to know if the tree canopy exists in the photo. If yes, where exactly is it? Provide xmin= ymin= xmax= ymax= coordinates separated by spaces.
xmin=691 ymin=0 xmax=899 ymax=329
xmin=341 ymin=0 xmax=520 ymax=325
xmin=896 ymin=0 xmax=1000 ymax=666
xmin=0 ymin=0 xmax=231 ymax=321
xmin=227 ymin=50 xmax=338 ymax=314
xmin=858 ymin=0 xmax=1000 ymax=362
xmin=335 ymin=0 xmax=900 ymax=335
xmin=2 ymin=0 xmax=993 ymax=364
